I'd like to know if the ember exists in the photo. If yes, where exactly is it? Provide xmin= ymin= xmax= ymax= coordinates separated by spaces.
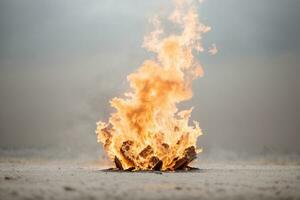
xmin=96 ymin=0 xmax=215 ymax=171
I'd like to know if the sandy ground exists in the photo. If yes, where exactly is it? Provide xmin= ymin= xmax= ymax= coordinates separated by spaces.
xmin=0 ymin=159 xmax=300 ymax=200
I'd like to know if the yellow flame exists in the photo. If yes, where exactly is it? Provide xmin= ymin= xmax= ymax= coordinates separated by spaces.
xmin=96 ymin=0 xmax=212 ymax=171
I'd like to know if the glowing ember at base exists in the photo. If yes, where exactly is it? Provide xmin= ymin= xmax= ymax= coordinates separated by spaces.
xmin=96 ymin=0 xmax=215 ymax=171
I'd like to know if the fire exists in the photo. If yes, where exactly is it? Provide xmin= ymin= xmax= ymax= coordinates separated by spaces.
xmin=96 ymin=0 xmax=214 ymax=171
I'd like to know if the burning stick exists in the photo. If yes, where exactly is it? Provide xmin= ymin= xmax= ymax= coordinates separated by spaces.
xmin=153 ymin=160 xmax=163 ymax=171
xmin=120 ymin=140 xmax=135 ymax=166
xmin=114 ymin=156 xmax=123 ymax=170
xmin=139 ymin=145 xmax=154 ymax=159
xmin=173 ymin=146 xmax=197 ymax=170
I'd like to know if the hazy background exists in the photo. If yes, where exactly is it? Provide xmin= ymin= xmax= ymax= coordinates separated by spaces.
xmin=0 ymin=0 xmax=299 ymax=160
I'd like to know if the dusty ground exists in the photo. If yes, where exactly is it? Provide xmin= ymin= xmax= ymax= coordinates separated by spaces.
xmin=0 ymin=158 xmax=300 ymax=200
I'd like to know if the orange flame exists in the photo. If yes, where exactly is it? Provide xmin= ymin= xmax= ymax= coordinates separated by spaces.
xmin=96 ymin=0 xmax=213 ymax=171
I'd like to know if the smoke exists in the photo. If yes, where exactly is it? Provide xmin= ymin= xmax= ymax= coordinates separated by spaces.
xmin=0 ymin=0 xmax=299 ymax=159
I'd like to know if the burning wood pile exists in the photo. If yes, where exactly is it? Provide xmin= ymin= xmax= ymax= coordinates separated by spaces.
xmin=96 ymin=0 xmax=216 ymax=172
xmin=113 ymin=145 xmax=197 ymax=171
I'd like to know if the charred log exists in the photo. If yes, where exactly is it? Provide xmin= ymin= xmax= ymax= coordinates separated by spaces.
xmin=148 ymin=156 xmax=160 ymax=169
xmin=184 ymin=146 xmax=197 ymax=161
xmin=120 ymin=140 xmax=135 ymax=165
xmin=173 ymin=157 xmax=189 ymax=170
xmin=173 ymin=146 xmax=197 ymax=170
xmin=114 ymin=156 xmax=123 ymax=170
xmin=153 ymin=160 xmax=163 ymax=171
xmin=139 ymin=145 xmax=154 ymax=158
xmin=124 ymin=167 xmax=135 ymax=172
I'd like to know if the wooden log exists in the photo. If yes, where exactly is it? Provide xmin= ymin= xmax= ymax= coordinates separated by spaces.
xmin=114 ymin=156 xmax=123 ymax=170
xmin=153 ymin=160 xmax=163 ymax=171
xmin=173 ymin=146 xmax=197 ymax=170
xmin=184 ymin=146 xmax=197 ymax=160
xmin=139 ymin=145 xmax=153 ymax=158
xmin=148 ymin=156 xmax=161 ymax=170
xmin=120 ymin=140 xmax=135 ymax=165
xmin=173 ymin=157 xmax=189 ymax=170
xmin=124 ymin=167 xmax=135 ymax=172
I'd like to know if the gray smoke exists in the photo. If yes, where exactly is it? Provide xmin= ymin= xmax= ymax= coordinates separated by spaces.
xmin=0 ymin=0 xmax=299 ymax=159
